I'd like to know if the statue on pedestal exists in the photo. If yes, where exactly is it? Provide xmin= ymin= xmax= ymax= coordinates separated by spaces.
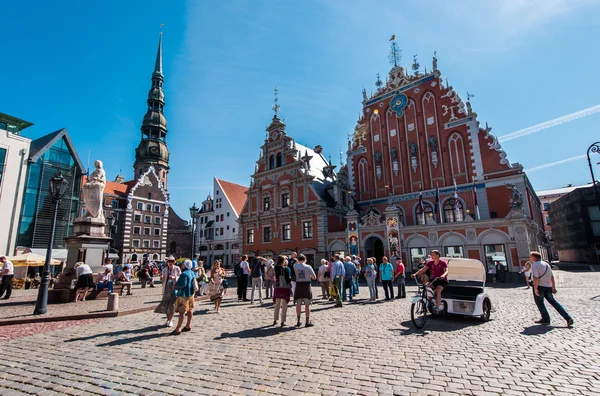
xmin=82 ymin=160 xmax=106 ymax=219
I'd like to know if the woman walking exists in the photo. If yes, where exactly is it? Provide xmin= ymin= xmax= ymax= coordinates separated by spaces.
xmin=273 ymin=255 xmax=292 ymax=327
xmin=198 ymin=267 xmax=209 ymax=296
xmin=520 ymin=261 xmax=532 ymax=289
xmin=264 ymin=258 xmax=275 ymax=299
xmin=74 ymin=262 xmax=94 ymax=302
xmin=365 ymin=258 xmax=377 ymax=301
xmin=154 ymin=256 xmax=181 ymax=327
xmin=317 ymin=259 xmax=330 ymax=299
xmin=209 ymin=260 xmax=226 ymax=313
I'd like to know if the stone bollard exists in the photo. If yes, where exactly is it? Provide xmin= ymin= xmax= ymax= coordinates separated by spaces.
xmin=107 ymin=293 xmax=119 ymax=311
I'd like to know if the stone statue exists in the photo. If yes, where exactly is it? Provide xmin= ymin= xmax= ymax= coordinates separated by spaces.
xmin=409 ymin=142 xmax=418 ymax=156
xmin=83 ymin=160 xmax=106 ymax=219
xmin=506 ymin=184 xmax=523 ymax=209
xmin=428 ymin=136 xmax=437 ymax=152
xmin=362 ymin=88 xmax=368 ymax=101
xmin=374 ymin=151 xmax=382 ymax=164
xmin=432 ymin=51 xmax=438 ymax=71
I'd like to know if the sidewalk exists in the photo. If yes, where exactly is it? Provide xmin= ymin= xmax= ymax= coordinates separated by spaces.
xmin=0 ymin=281 xmax=208 ymax=326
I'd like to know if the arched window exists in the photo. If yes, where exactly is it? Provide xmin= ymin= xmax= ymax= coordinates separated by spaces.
xmin=276 ymin=152 xmax=283 ymax=167
xmin=131 ymin=254 xmax=138 ymax=262
xmin=415 ymin=203 xmax=434 ymax=225
xmin=358 ymin=158 xmax=369 ymax=200
xmin=152 ymin=254 xmax=159 ymax=260
xmin=443 ymin=198 xmax=464 ymax=223
xmin=448 ymin=132 xmax=467 ymax=176
xmin=398 ymin=208 xmax=405 ymax=226
xmin=269 ymin=155 xmax=275 ymax=169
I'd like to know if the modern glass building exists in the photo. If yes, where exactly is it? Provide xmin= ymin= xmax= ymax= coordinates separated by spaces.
xmin=16 ymin=128 xmax=85 ymax=249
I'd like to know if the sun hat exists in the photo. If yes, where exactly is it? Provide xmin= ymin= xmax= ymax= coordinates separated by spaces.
xmin=166 ymin=255 xmax=176 ymax=261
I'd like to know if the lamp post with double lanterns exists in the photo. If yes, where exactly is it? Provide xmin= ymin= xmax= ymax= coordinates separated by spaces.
xmin=34 ymin=172 xmax=69 ymax=315
xmin=189 ymin=203 xmax=199 ymax=259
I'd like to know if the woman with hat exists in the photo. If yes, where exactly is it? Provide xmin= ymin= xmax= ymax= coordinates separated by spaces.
xmin=154 ymin=256 xmax=181 ymax=327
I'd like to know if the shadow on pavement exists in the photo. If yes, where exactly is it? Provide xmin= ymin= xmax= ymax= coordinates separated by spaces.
xmin=96 ymin=332 xmax=169 ymax=347
xmin=393 ymin=315 xmax=487 ymax=336
xmin=0 ymin=300 xmax=35 ymax=308
xmin=64 ymin=324 xmax=164 ymax=342
xmin=520 ymin=325 xmax=557 ymax=336
xmin=215 ymin=325 xmax=296 ymax=340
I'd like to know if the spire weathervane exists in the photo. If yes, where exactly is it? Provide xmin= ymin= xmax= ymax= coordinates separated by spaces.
xmin=160 ymin=23 xmax=164 ymax=34
xmin=272 ymin=85 xmax=280 ymax=116
xmin=388 ymin=35 xmax=401 ymax=68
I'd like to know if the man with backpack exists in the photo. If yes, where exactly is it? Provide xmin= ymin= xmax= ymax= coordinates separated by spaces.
xmin=236 ymin=255 xmax=250 ymax=301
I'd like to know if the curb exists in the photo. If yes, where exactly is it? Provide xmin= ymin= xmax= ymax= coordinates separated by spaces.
xmin=0 ymin=295 xmax=210 ymax=327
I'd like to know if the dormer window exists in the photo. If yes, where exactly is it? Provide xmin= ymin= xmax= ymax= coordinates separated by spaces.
xmin=276 ymin=152 xmax=283 ymax=167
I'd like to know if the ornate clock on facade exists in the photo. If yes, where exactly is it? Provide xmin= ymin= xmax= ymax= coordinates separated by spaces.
xmin=149 ymin=146 xmax=159 ymax=155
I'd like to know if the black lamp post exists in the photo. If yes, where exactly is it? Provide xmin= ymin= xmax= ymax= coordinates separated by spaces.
xmin=106 ymin=214 xmax=116 ymax=261
xmin=34 ymin=171 xmax=69 ymax=315
xmin=587 ymin=142 xmax=600 ymax=186
xmin=189 ymin=203 xmax=199 ymax=259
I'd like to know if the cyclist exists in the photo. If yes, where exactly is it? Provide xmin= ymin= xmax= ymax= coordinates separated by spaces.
xmin=411 ymin=250 xmax=448 ymax=313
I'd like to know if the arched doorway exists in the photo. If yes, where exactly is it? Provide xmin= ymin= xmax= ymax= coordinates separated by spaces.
xmin=364 ymin=236 xmax=384 ymax=264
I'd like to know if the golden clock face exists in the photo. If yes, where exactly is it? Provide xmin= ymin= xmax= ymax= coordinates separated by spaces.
xmin=149 ymin=146 xmax=159 ymax=155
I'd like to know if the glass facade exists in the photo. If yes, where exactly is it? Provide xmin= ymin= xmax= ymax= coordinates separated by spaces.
xmin=17 ymin=137 xmax=82 ymax=249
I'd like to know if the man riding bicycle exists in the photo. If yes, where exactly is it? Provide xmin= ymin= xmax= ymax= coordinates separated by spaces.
xmin=411 ymin=250 xmax=448 ymax=313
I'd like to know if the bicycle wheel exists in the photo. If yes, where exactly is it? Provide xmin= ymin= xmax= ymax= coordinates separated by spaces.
xmin=411 ymin=298 xmax=427 ymax=329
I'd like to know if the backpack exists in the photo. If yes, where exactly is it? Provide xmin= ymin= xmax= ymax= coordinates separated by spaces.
xmin=266 ymin=266 xmax=275 ymax=280
xmin=234 ymin=262 xmax=242 ymax=277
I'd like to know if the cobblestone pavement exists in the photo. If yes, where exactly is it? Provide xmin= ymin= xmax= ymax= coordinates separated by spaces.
xmin=0 ymin=283 xmax=165 ymax=322
xmin=1 ymin=271 xmax=599 ymax=395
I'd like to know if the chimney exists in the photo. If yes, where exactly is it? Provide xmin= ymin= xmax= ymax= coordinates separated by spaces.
xmin=314 ymin=145 xmax=323 ymax=154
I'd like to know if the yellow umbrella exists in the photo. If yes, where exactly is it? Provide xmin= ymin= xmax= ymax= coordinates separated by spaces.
xmin=7 ymin=252 xmax=61 ymax=267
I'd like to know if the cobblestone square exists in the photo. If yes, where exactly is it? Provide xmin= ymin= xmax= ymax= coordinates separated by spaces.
xmin=1 ymin=271 xmax=599 ymax=395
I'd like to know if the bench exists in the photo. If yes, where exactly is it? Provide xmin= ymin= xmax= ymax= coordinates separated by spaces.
xmin=441 ymin=280 xmax=483 ymax=302
xmin=85 ymin=284 xmax=125 ymax=300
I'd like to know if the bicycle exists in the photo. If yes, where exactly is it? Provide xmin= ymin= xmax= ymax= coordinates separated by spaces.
xmin=410 ymin=277 xmax=445 ymax=329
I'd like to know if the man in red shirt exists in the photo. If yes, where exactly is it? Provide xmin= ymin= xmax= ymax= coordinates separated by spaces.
xmin=411 ymin=250 xmax=448 ymax=312
xmin=393 ymin=258 xmax=406 ymax=298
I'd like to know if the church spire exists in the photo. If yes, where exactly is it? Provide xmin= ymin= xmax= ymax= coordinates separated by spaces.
xmin=134 ymin=31 xmax=170 ymax=186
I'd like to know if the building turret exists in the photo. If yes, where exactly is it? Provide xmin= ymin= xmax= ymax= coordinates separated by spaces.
xmin=134 ymin=33 xmax=170 ymax=187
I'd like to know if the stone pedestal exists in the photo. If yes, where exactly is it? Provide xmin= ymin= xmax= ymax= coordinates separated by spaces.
xmin=49 ymin=217 xmax=111 ymax=303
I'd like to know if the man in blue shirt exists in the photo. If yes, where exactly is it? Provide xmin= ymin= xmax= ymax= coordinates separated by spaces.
xmin=379 ymin=256 xmax=394 ymax=300
xmin=342 ymin=257 xmax=357 ymax=302
xmin=172 ymin=260 xmax=196 ymax=335
xmin=330 ymin=254 xmax=346 ymax=307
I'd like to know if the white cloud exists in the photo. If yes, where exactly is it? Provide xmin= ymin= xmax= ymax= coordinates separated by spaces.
xmin=527 ymin=154 xmax=587 ymax=173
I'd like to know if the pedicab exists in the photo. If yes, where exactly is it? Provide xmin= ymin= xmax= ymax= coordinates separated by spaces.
xmin=411 ymin=257 xmax=493 ymax=329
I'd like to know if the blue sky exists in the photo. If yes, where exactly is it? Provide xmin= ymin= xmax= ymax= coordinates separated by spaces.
xmin=2 ymin=0 xmax=600 ymax=219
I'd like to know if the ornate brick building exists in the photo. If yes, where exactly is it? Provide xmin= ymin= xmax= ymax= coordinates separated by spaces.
xmin=239 ymin=109 xmax=352 ymax=267
xmin=338 ymin=46 xmax=546 ymax=275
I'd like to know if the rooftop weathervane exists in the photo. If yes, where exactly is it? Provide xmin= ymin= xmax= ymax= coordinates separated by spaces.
xmin=160 ymin=23 xmax=164 ymax=35
xmin=272 ymin=85 xmax=280 ymax=116
xmin=388 ymin=35 xmax=401 ymax=68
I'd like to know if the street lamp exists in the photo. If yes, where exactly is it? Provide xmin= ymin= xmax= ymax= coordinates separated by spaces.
xmin=34 ymin=171 xmax=69 ymax=315
xmin=106 ymin=214 xmax=116 ymax=262
xmin=587 ymin=142 xmax=600 ymax=186
xmin=189 ymin=203 xmax=199 ymax=259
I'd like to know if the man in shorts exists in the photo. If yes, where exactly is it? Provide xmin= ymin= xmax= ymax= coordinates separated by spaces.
xmin=172 ymin=260 xmax=196 ymax=335
xmin=293 ymin=254 xmax=316 ymax=327
xmin=411 ymin=250 xmax=448 ymax=312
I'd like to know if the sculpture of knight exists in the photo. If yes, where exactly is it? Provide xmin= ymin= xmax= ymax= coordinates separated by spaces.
xmin=506 ymin=184 xmax=523 ymax=209
xmin=82 ymin=160 xmax=106 ymax=219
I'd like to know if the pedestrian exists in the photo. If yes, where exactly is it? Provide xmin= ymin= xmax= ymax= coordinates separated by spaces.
xmin=394 ymin=258 xmax=406 ymax=298
xmin=104 ymin=259 xmax=114 ymax=275
xmin=373 ymin=257 xmax=380 ymax=299
xmin=140 ymin=264 xmax=155 ymax=288
xmin=520 ymin=261 xmax=532 ymax=289
xmin=124 ymin=259 xmax=133 ymax=281
xmin=115 ymin=269 xmax=133 ymax=295
xmin=171 ymin=260 xmax=197 ymax=335
xmin=198 ymin=267 xmax=209 ymax=296
xmin=488 ymin=261 xmax=497 ymax=283
xmin=365 ymin=258 xmax=377 ymax=301
xmin=95 ymin=268 xmax=114 ymax=294
xmin=379 ymin=256 xmax=394 ymax=300
xmin=273 ymin=255 xmax=292 ymax=327
xmin=330 ymin=254 xmax=345 ymax=308
xmin=288 ymin=252 xmax=298 ymax=297
xmin=530 ymin=251 xmax=573 ymax=327
xmin=250 ymin=257 xmax=265 ymax=304
xmin=0 ymin=255 xmax=15 ymax=300
xmin=292 ymin=254 xmax=316 ymax=327
xmin=236 ymin=255 xmax=250 ymax=301
xmin=74 ymin=262 xmax=94 ymax=302
xmin=155 ymin=256 xmax=181 ymax=328
xmin=342 ymin=257 xmax=357 ymax=302
xmin=317 ymin=259 xmax=330 ymax=299
xmin=496 ymin=261 xmax=506 ymax=282
xmin=353 ymin=256 xmax=361 ymax=296
xmin=264 ymin=258 xmax=275 ymax=299
xmin=209 ymin=260 xmax=226 ymax=313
